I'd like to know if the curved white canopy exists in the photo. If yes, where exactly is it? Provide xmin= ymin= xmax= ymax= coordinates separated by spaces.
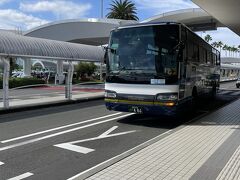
xmin=24 ymin=18 xmax=136 ymax=45
xmin=0 ymin=31 xmax=104 ymax=62
xmin=142 ymin=8 xmax=223 ymax=31
xmin=193 ymin=0 xmax=240 ymax=36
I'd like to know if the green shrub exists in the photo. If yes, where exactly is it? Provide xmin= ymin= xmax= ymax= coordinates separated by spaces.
xmin=0 ymin=77 xmax=45 ymax=89
xmin=75 ymin=62 xmax=97 ymax=80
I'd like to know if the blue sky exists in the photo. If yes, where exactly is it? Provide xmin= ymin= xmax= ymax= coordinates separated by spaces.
xmin=0 ymin=0 xmax=240 ymax=48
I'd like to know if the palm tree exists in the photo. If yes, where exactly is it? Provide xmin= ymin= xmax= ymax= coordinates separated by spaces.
xmin=217 ymin=41 xmax=223 ymax=55
xmin=223 ymin=44 xmax=228 ymax=57
xmin=106 ymin=0 xmax=139 ymax=21
xmin=238 ymin=45 xmax=240 ymax=57
xmin=227 ymin=46 xmax=231 ymax=57
xmin=211 ymin=41 xmax=218 ymax=48
xmin=204 ymin=34 xmax=212 ymax=43
xmin=232 ymin=46 xmax=238 ymax=57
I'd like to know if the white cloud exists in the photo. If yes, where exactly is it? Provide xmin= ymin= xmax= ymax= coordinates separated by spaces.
xmin=134 ymin=0 xmax=198 ymax=14
xmin=0 ymin=9 xmax=49 ymax=30
xmin=0 ymin=0 xmax=12 ymax=5
xmin=20 ymin=0 xmax=92 ymax=19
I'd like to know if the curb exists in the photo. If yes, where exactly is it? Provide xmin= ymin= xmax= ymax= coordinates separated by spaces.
xmin=0 ymin=95 xmax=104 ymax=115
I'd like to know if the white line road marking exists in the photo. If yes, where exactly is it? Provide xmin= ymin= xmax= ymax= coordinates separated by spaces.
xmin=7 ymin=172 xmax=33 ymax=180
xmin=69 ymin=129 xmax=137 ymax=144
xmin=54 ymin=126 xmax=136 ymax=154
xmin=55 ymin=144 xmax=95 ymax=154
xmin=0 ymin=161 xmax=4 ymax=166
xmin=99 ymin=126 xmax=118 ymax=137
xmin=1 ymin=112 xmax=122 ymax=144
xmin=0 ymin=114 xmax=133 ymax=152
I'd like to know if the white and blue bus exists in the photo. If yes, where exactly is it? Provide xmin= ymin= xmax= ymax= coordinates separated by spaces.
xmin=104 ymin=22 xmax=220 ymax=116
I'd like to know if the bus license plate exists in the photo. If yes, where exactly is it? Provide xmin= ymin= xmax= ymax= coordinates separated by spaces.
xmin=129 ymin=106 xmax=143 ymax=114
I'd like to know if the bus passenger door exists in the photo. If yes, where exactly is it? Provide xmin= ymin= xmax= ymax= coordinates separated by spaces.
xmin=179 ymin=62 xmax=187 ymax=100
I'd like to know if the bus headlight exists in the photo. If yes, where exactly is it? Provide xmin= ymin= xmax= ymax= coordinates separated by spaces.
xmin=105 ymin=91 xmax=117 ymax=98
xmin=156 ymin=93 xmax=178 ymax=101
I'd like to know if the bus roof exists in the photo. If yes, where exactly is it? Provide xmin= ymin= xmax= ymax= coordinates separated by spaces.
xmin=117 ymin=21 xmax=182 ymax=29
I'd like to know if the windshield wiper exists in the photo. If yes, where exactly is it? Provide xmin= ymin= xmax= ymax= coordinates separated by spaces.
xmin=155 ymin=74 xmax=166 ymax=79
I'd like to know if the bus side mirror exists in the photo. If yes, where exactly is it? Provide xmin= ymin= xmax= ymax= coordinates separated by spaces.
xmin=104 ymin=50 xmax=108 ymax=64
xmin=179 ymin=41 xmax=185 ymax=50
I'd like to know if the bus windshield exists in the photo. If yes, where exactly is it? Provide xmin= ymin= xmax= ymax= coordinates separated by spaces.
xmin=107 ymin=24 xmax=179 ymax=84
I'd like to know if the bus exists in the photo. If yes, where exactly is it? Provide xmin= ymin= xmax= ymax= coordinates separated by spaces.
xmin=104 ymin=22 xmax=220 ymax=116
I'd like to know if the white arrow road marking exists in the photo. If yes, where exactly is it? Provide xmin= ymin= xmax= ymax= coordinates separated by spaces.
xmin=54 ymin=126 xmax=137 ymax=154
xmin=7 ymin=172 xmax=33 ymax=180
xmin=0 ymin=114 xmax=133 ymax=152
xmin=1 ymin=112 xmax=122 ymax=144
xmin=55 ymin=144 xmax=95 ymax=154
xmin=98 ymin=126 xmax=118 ymax=138
xmin=0 ymin=161 xmax=4 ymax=166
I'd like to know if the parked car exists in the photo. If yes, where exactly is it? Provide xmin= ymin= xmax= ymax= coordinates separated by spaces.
xmin=236 ymin=78 xmax=240 ymax=88
xmin=12 ymin=71 xmax=25 ymax=78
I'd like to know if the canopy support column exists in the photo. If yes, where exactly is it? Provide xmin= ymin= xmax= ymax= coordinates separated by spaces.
xmin=55 ymin=60 xmax=65 ymax=84
xmin=65 ymin=61 xmax=74 ymax=100
xmin=23 ymin=58 xmax=32 ymax=77
xmin=2 ymin=58 xmax=10 ymax=109
xmin=100 ymin=61 xmax=103 ymax=81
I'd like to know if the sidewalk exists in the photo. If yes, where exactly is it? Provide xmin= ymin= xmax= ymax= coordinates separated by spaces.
xmin=0 ymin=86 xmax=104 ymax=111
xmin=76 ymin=98 xmax=240 ymax=180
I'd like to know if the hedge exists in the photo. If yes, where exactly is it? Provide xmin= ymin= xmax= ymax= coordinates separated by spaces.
xmin=0 ymin=77 xmax=45 ymax=89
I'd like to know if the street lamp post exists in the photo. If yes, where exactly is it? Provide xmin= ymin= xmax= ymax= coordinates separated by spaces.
xmin=101 ymin=0 xmax=103 ymax=18
xmin=100 ymin=0 xmax=104 ymax=81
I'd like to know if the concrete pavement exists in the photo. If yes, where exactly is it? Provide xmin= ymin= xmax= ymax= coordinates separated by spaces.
xmin=0 ymin=84 xmax=104 ymax=111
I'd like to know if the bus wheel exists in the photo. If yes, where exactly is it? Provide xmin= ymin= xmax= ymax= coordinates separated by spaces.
xmin=192 ymin=87 xmax=198 ymax=99
xmin=211 ymin=85 xmax=217 ymax=99
xmin=192 ymin=87 xmax=198 ymax=109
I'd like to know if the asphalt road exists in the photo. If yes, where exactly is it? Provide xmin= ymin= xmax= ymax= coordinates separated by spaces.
xmin=0 ymin=81 xmax=239 ymax=180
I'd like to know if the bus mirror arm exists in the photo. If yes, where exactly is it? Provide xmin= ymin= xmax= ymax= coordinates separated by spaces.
xmin=104 ymin=51 xmax=107 ymax=64
xmin=169 ymin=41 xmax=185 ymax=55
xmin=173 ymin=41 xmax=185 ymax=51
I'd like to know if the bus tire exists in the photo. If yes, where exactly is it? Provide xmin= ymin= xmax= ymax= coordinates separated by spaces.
xmin=192 ymin=87 xmax=198 ymax=109
xmin=192 ymin=87 xmax=198 ymax=99
xmin=211 ymin=85 xmax=217 ymax=99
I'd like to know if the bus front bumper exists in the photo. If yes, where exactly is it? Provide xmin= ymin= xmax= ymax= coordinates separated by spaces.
xmin=105 ymin=98 xmax=177 ymax=116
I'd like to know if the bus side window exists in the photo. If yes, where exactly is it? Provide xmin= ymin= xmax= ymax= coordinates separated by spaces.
xmin=205 ymin=49 xmax=208 ymax=63
xmin=181 ymin=27 xmax=187 ymax=62
xmin=193 ymin=43 xmax=199 ymax=62
xmin=188 ymin=41 xmax=194 ymax=61
xmin=216 ymin=53 xmax=220 ymax=65
xmin=212 ymin=54 xmax=216 ymax=65
xmin=207 ymin=51 xmax=212 ymax=65
xmin=199 ymin=47 xmax=207 ymax=64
